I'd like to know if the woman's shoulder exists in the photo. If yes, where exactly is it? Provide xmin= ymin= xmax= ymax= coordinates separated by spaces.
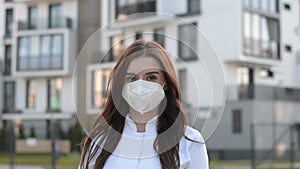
xmin=183 ymin=126 xmax=205 ymax=144
xmin=179 ymin=126 xmax=208 ymax=168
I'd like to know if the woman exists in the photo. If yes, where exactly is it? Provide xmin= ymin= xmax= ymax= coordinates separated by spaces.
xmin=79 ymin=39 xmax=209 ymax=169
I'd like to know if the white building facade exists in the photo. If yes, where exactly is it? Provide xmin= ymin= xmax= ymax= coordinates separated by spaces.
xmin=0 ymin=0 xmax=78 ymax=138
xmin=88 ymin=0 xmax=300 ymax=160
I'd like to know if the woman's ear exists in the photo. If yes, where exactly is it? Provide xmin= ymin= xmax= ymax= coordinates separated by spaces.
xmin=162 ymin=81 xmax=168 ymax=90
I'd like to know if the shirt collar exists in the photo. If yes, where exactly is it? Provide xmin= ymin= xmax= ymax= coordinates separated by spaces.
xmin=124 ymin=114 xmax=158 ymax=136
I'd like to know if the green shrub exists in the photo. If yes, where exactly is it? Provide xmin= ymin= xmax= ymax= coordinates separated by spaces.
xmin=29 ymin=126 xmax=36 ymax=138
xmin=0 ymin=126 xmax=10 ymax=151
xmin=67 ymin=120 xmax=85 ymax=152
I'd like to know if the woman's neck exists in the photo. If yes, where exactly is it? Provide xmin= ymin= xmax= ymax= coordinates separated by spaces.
xmin=128 ymin=108 xmax=158 ymax=132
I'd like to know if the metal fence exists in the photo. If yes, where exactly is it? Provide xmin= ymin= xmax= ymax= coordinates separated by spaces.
xmin=250 ymin=123 xmax=300 ymax=169
xmin=227 ymin=85 xmax=300 ymax=101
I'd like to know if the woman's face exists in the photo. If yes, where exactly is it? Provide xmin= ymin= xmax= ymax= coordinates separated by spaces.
xmin=125 ymin=56 xmax=166 ymax=89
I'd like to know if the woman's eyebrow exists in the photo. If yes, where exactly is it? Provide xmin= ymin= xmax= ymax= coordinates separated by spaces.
xmin=125 ymin=73 xmax=135 ymax=75
xmin=145 ymin=71 xmax=160 ymax=75
xmin=125 ymin=71 xmax=160 ymax=75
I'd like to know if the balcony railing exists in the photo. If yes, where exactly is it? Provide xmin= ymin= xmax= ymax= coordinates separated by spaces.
xmin=227 ymin=85 xmax=300 ymax=101
xmin=18 ymin=17 xmax=72 ymax=31
xmin=2 ymin=109 xmax=22 ymax=114
xmin=243 ymin=38 xmax=280 ymax=59
xmin=17 ymin=55 xmax=63 ymax=71
xmin=3 ymin=62 xmax=11 ymax=75
xmin=116 ymin=0 xmax=156 ymax=19
xmin=243 ymin=0 xmax=279 ymax=13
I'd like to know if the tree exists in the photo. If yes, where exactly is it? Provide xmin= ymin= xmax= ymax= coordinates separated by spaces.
xmin=67 ymin=120 xmax=85 ymax=152
xmin=19 ymin=124 xmax=26 ymax=139
xmin=57 ymin=122 xmax=67 ymax=139
xmin=0 ymin=126 xmax=10 ymax=151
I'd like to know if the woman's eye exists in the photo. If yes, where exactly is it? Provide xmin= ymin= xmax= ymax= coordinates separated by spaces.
xmin=133 ymin=77 xmax=138 ymax=81
xmin=126 ymin=76 xmax=137 ymax=82
xmin=146 ymin=75 xmax=157 ymax=81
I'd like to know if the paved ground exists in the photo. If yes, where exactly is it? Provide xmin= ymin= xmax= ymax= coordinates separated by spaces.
xmin=211 ymin=167 xmax=250 ymax=169
xmin=1 ymin=163 xmax=300 ymax=169
xmin=0 ymin=164 xmax=78 ymax=169
xmin=0 ymin=164 xmax=44 ymax=169
xmin=211 ymin=162 xmax=300 ymax=169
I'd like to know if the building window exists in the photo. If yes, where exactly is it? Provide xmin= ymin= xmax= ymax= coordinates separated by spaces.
xmin=91 ymin=69 xmax=111 ymax=108
xmin=18 ymin=37 xmax=29 ymax=70
xmin=284 ymin=45 xmax=292 ymax=52
xmin=135 ymin=32 xmax=142 ymax=40
xmin=3 ymin=81 xmax=15 ymax=112
xmin=17 ymin=34 xmax=63 ymax=71
xmin=244 ymin=0 xmax=279 ymax=13
xmin=47 ymin=78 xmax=62 ymax=111
xmin=4 ymin=45 xmax=12 ymax=75
xmin=259 ymin=68 xmax=273 ymax=78
xmin=26 ymin=80 xmax=36 ymax=109
xmin=237 ymin=66 xmax=254 ymax=99
xmin=49 ymin=4 xmax=61 ymax=28
xmin=232 ymin=109 xmax=242 ymax=133
xmin=41 ymin=36 xmax=51 ymax=69
xmin=178 ymin=23 xmax=197 ymax=60
xmin=30 ymin=36 xmax=40 ymax=70
xmin=115 ymin=0 xmax=156 ymax=19
xmin=237 ymin=67 xmax=250 ymax=86
xmin=52 ymin=35 xmax=63 ymax=68
xmin=284 ymin=3 xmax=291 ymax=10
xmin=18 ymin=36 xmax=40 ymax=70
xmin=153 ymin=28 xmax=165 ymax=47
xmin=106 ymin=35 xmax=124 ymax=62
xmin=28 ymin=6 xmax=37 ymax=29
xmin=188 ymin=0 xmax=200 ymax=14
xmin=243 ymin=11 xmax=280 ymax=59
xmin=178 ymin=69 xmax=187 ymax=104
xmin=5 ymin=9 xmax=13 ymax=37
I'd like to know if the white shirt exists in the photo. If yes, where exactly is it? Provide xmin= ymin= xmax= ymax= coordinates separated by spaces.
xmin=82 ymin=115 xmax=209 ymax=169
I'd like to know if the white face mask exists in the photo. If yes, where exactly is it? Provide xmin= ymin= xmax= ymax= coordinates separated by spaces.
xmin=122 ymin=79 xmax=165 ymax=115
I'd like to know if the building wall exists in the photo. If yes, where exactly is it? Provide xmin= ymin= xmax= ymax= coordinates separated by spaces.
xmin=205 ymin=100 xmax=300 ymax=160
xmin=199 ymin=0 xmax=242 ymax=63
xmin=0 ymin=0 xmax=82 ymax=138
xmin=0 ymin=0 xmax=3 ymax=127
xmin=279 ymin=0 xmax=300 ymax=88
xmin=4 ymin=0 xmax=78 ymax=113
xmin=205 ymin=101 xmax=253 ymax=150
xmin=97 ymin=0 xmax=300 ymax=160
xmin=76 ymin=0 xmax=101 ymax=118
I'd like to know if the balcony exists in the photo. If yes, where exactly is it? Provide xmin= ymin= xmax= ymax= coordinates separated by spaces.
xmin=13 ymin=31 xmax=76 ymax=77
xmin=116 ymin=0 xmax=156 ymax=19
xmin=243 ymin=38 xmax=280 ymax=60
xmin=5 ymin=0 xmax=70 ymax=3
xmin=227 ymin=85 xmax=300 ymax=101
xmin=17 ymin=55 xmax=62 ymax=71
xmin=17 ymin=17 xmax=72 ymax=31
xmin=3 ymin=61 xmax=11 ymax=75
xmin=243 ymin=0 xmax=279 ymax=14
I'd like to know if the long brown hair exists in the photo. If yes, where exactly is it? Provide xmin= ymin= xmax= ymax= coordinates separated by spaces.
xmin=80 ymin=39 xmax=190 ymax=169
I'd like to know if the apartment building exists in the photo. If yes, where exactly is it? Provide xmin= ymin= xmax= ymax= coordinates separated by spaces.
xmin=85 ymin=0 xmax=300 ymax=160
xmin=0 ymin=0 xmax=100 ymax=139
xmin=0 ymin=0 xmax=79 ymax=138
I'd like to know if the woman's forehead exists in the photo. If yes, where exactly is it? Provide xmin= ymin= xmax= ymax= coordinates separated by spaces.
xmin=126 ymin=56 xmax=163 ymax=74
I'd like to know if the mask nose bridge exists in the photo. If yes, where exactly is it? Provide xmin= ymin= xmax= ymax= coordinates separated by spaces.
xmin=135 ymin=80 xmax=143 ymax=95
xmin=130 ymin=79 xmax=150 ymax=96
